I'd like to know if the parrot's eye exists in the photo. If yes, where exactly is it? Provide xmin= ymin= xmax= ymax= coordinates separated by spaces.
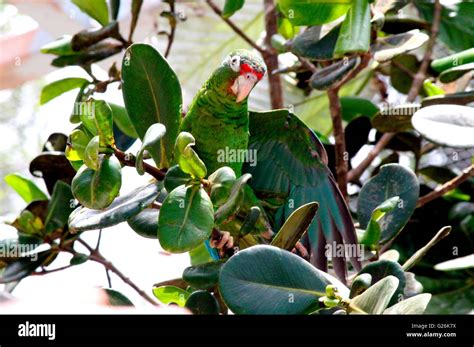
xmin=229 ymin=56 xmax=240 ymax=72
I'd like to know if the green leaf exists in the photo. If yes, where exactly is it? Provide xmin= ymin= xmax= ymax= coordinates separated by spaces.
xmin=185 ymin=290 xmax=220 ymax=315
xmin=152 ymin=285 xmax=190 ymax=307
xmin=174 ymin=132 xmax=207 ymax=179
xmin=44 ymin=181 xmax=74 ymax=234
xmin=122 ymin=43 xmax=182 ymax=169
xmin=136 ymin=124 xmax=167 ymax=175
xmin=310 ymin=56 xmax=359 ymax=90
xmin=340 ymin=96 xmax=379 ymax=122
xmin=439 ymin=62 xmax=474 ymax=84
xmin=373 ymin=30 xmax=429 ymax=63
xmin=358 ymin=260 xmax=406 ymax=307
xmin=423 ymin=80 xmax=445 ymax=97
xmin=40 ymin=78 xmax=89 ymax=105
xmin=271 ymin=202 xmax=318 ymax=250
xmin=357 ymin=164 xmax=419 ymax=244
xmin=411 ymin=104 xmax=474 ymax=148
xmin=69 ymin=181 xmax=161 ymax=232
xmin=208 ymin=166 xmax=237 ymax=206
xmin=157 ymin=185 xmax=214 ymax=253
xmin=390 ymin=54 xmax=419 ymax=95
xmin=51 ymin=43 xmax=122 ymax=67
xmin=72 ymin=0 xmax=109 ymax=26
xmin=383 ymin=293 xmax=431 ymax=314
xmin=431 ymin=48 xmax=474 ymax=73
xmin=291 ymin=25 xmax=339 ymax=61
xmin=214 ymin=173 xmax=251 ymax=225
xmin=434 ymin=254 xmax=474 ymax=272
xmin=104 ymin=288 xmax=134 ymax=306
xmin=164 ymin=165 xmax=192 ymax=193
xmin=189 ymin=242 xmax=214 ymax=266
xmin=110 ymin=0 xmax=121 ymax=20
xmin=109 ymin=103 xmax=138 ymax=138
xmin=66 ymin=127 xmax=93 ymax=162
xmin=80 ymin=99 xmax=114 ymax=147
xmin=0 ymin=251 xmax=52 ymax=284
xmin=83 ymin=136 xmax=100 ymax=170
xmin=40 ymin=35 xmax=76 ymax=55
xmin=422 ymin=91 xmax=474 ymax=107
xmin=349 ymin=273 xmax=372 ymax=298
xmin=350 ymin=276 xmax=399 ymax=314
xmin=4 ymin=174 xmax=48 ymax=203
xmin=334 ymin=0 xmax=371 ymax=57
xmin=183 ymin=260 xmax=226 ymax=290
xmin=71 ymin=156 xmax=122 ymax=210
xmin=360 ymin=196 xmax=400 ymax=246
xmin=278 ymin=0 xmax=352 ymax=26
xmin=127 ymin=208 xmax=159 ymax=239
xmin=371 ymin=104 xmax=419 ymax=133
xmin=219 ymin=245 xmax=335 ymax=314
xmin=70 ymin=253 xmax=89 ymax=265
xmin=223 ymin=0 xmax=245 ymax=18
xmin=129 ymin=0 xmax=144 ymax=42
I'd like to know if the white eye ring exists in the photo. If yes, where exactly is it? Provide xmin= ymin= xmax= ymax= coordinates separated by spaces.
xmin=229 ymin=55 xmax=240 ymax=72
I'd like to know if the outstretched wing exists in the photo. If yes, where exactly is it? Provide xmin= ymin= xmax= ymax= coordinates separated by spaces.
xmin=244 ymin=109 xmax=361 ymax=281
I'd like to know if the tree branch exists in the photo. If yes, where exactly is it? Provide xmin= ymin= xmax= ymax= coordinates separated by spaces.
xmin=113 ymin=147 xmax=166 ymax=181
xmin=417 ymin=164 xmax=474 ymax=208
xmin=77 ymin=238 xmax=158 ymax=306
xmin=327 ymin=87 xmax=348 ymax=199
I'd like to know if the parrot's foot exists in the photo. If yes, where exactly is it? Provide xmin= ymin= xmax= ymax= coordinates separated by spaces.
xmin=292 ymin=241 xmax=310 ymax=261
xmin=210 ymin=230 xmax=234 ymax=257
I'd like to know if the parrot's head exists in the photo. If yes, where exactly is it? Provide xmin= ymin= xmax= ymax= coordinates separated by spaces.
xmin=221 ymin=50 xmax=266 ymax=103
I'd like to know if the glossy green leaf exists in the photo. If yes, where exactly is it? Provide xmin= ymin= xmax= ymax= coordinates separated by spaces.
xmin=40 ymin=78 xmax=89 ymax=105
xmin=439 ymin=62 xmax=474 ymax=84
xmin=80 ymin=100 xmax=114 ymax=147
xmin=185 ymin=290 xmax=220 ymax=315
xmin=136 ymin=124 xmax=167 ymax=175
xmin=44 ymin=181 xmax=74 ymax=234
xmin=390 ymin=54 xmax=419 ymax=95
xmin=183 ymin=260 xmax=225 ymax=290
xmin=71 ymin=156 xmax=122 ymax=210
xmin=158 ymin=185 xmax=214 ymax=253
xmin=122 ymin=43 xmax=182 ymax=168
xmin=422 ymin=91 xmax=474 ymax=107
xmin=129 ymin=0 xmax=143 ymax=42
xmin=334 ymin=0 xmax=371 ymax=57
xmin=223 ymin=0 xmax=245 ymax=18
xmin=358 ymin=260 xmax=406 ymax=307
xmin=373 ymin=30 xmax=429 ymax=63
xmin=208 ymin=166 xmax=237 ymax=206
xmin=175 ymin=132 xmax=207 ymax=179
xmin=51 ymin=43 xmax=122 ymax=67
xmin=340 ymin=96 xmax=379 ymax=122
xmin=66 ymin=127 xmax=93 ymax=162
xmin=83 ymin=136 xmax=100 ymax=170
xmin=349 ymin=273 xmax=372 ymax=298
xmin=110 ymin=0 xmax=121 ymax=20
xmin=219 ymin=245 xmax=335 ymax=314
xmin=278 ymin=0 xmax=352 ymax=26
xmin=350 ymin=276 xmax=399 ymax=314
xmin=164 ymin=165 xmax=192 ymax=193
xmin=69 ymin=253 xmax=89 ymax=265
xmin=431 ymin=48 xmax=474 ymax=73
xmin=271 ymin=202 xmax=318 ymax=250
xmin=360 ymin=196 xmax=400 ymax=247
xmin=411 ymin=105 xmax=474 ymax=148
xmin=310 ymin=56 xmax=359 ymax=90
xmin=69 ymin=181 xmax=161 ymax=232
xmin=153 ymin=285 xmax=190 ymax=307
xmin=72 ymin=0 xmax=109 ymax=26
xmin=4 ymin=174 xmax=48 ymax=203
xmin=358 ymin=164 xmax=419 ymax=244
xmin=383 ymin=293 xmax=431 ymax=314
xmin=291 ymin=25 xmax=339 ymax=61
xmin=104 ymin=288 xmax=134 ymax=306
xmin=40 ymin=35 xmax=76 ymax=55
xmin=214 ymin=173 xmax=251 ymax=225
xmin=109 ymin=103 xmax=138 ymax=138
xmin=423 ymin=80 xmax=445 ymax=97
xmin=127 ymin=208 xmax=159 ymax=239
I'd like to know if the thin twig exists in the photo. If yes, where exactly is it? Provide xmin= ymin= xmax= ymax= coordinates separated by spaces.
xmin=105 ymin=268 xmax=112 ymax=288
xmin=417 ymin=164 xmax=474 ymax=208
xmin=77 ymin=238 xmax=158 ymax=306
xmin=205 ymin=0 xmax=267 ymax=55
xmin=95 ymin=229 xmax=102 ymax=251
xmin=113 ymin=147 xmax=166 ymax=180
xmin=327 ymin=87 xmax=348 ymax=199
xmin=164 ymin=0 xmax=177 ymax=58
xmin=402 ymin=226 xmax=451 ymax=271
xmin=406 ymin=0 xmax=442 ymax=102
xmin=33 ymin=264 xmax=74 ymax=276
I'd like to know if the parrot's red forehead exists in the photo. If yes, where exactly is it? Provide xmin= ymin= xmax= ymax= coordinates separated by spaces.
xmin=240 ymin=63 xmax=264 ymax=80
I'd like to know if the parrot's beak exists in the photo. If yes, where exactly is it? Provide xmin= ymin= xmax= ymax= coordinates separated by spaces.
xmin=232 ymin=72 xmax=259 ymax=103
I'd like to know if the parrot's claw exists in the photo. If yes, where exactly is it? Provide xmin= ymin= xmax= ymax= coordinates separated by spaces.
xmin=292 ymin=241 xmax=310 ymax=261
xmin=210 ymin=231 xmax=234 ymax=257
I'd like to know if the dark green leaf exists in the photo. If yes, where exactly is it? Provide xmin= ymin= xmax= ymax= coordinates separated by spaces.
xmin=110 ymin=0 xmax=121 ymax=20
xmin=183 ymin=260 xmax=225 ymax=290
xmin=51 ymin=43 xmax=122 ymax=67
xmin=122 ymin=43 xmax=182 ymax=168
xmin=0 ymin=251 xmax=52 ymax=284
xmin=30 ymin=152 xmax=77 ymax=195
xmin=271 ymin=202 xmax=318 ymax=250
xmin=44 ymin=181 xmax=74 ymax=234
xmin=4 ymin=174 xmax=48 ymax=203
xmin=390 ymin=54 xmax=419 ymax=95
xmin=70 ymin=253 xmax=89 ymax=265
xmin=208 ymin=166 xmax=237 ymax=206
xmin=71 ymin=156 xmax=122 ymax=210
xmin=278 ymin=0 xmax=352 ymax=26
xmin=164 ymin=165 xmax=192 ymax=193
xmin=104 ymin=288 xmax=134 ymax=306
xmin=136 ymin=124 xmax=167 ymax=175
xmin=439 ymin=62 xmax=474 ymax=84
xmin=422 ymin=91 xmax=474 ymax=107
xmin=72 ymin=0 xmax=109 ymax=26
xmin=40 ymin=78 xmax=89 ymax=105
xmin=157 ymin=185 xmax=214 ymax=253
xmin=185 ymin=290 xmax=219 ymax=315
xmin=340 ymin=96 xmax=379 ymax=122
xmin=223 ymin=0 xmax=245 ymax=18
xmin=129 ymin=0 xmax=144 ymax=41
xmin=219 ymin=245 xmax=334 ymax=314
xmin=334 ymin=0 xmax=371 ymax=57
xmin=127 ymin=208 xmax=159 ymax=239
xmin=349 ymin=273 xmax=372 ymax=298
xmin=109 ymin=103 xmax=138 ymax=138
xmin=291 ymin=25 xmax=339 ymax=61
xmin=69 ymin=181 xmax=161 ymax=232
xmin=411 ymin=105 xmax=474 ymax=148
xmin=214 ymin=174 xmax=251 ymax=225
xmin=357 ymin=164 xmax=419 ymax=244
xmin=310 ymin=56 xmax=359 ymax=90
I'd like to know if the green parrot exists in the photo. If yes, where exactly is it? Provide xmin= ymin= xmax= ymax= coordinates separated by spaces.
xmin=180 ymin=50 xmax=360 ymax=281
